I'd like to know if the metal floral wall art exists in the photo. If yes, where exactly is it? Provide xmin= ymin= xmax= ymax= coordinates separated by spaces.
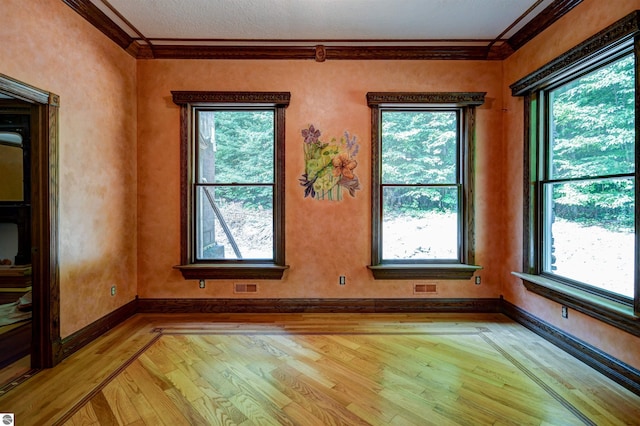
xmin=299 ymin=124 xmax=361 ymax=200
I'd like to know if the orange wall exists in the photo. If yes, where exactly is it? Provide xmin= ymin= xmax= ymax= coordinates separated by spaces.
xmin=0 ymin=0 xmax=138 ymax=337
xmin=136 ymin=60 xmax=504 ymax=300
xmin=502 ymin=0 xmax=640 ymax=369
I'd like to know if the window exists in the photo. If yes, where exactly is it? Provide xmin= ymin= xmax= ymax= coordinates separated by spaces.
xmin=511 ymin=12 xmax=640 ymax=331
xmin=366 ymin=92 xmax=485 ymax=280
xmin=172 ymin=92 xmax=290 ymax=280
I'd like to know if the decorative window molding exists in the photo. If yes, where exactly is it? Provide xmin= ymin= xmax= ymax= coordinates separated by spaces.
xmin=366 ymin=92 xmax=484 ymax=280
xmin=511 ymin=11 xmax=640 ymax=328
xmin=172 ymin=91 xmax=290 ymax=280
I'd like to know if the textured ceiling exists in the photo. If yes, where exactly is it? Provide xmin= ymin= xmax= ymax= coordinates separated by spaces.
xmin=88 ymin=0 xmax=555 ymax=46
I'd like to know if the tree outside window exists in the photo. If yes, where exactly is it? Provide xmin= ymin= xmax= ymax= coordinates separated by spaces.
xmin=542 ymin=54 xmax=634 ymax=300
xmin=367 ymin=92 xmax=484 ymax=280
xmin=511 ymin=11 xmax=640 ymax=328
xmin=172 ymin=92 xmax=290 ymax=280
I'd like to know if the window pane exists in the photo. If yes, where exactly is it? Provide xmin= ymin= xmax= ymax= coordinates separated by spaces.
xmin=382 ymin=186 xmax=459 ymax=260
xmin=543 ymin=178 xmax=634 ymax=298
xmin=196 ymin=186 xmax=273 ymax=260
xmin=381 ymin=111 xmax=457 ymax=184
xmin=549 ymin=54 xmax=635 ymax=179
xmin=197 ymin=110 xmax=274 ymax=184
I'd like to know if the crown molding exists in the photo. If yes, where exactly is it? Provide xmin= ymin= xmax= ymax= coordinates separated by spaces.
xmin=62 ymin=0 xmax=134 ymax=52
xmin=63 ymin=0 xmax=583 ymax=61
xmin=511 ymin=10 xmax=640 ymax=96
xmin=146 ymin=44 xmax=500 ymax=61
xmin=507 ymin=0 xmax=583 ymax=52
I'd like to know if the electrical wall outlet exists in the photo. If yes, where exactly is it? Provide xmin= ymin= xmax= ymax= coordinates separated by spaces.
xmin=475 ymin=276 xmax=481 ymax=285
xmin=110 ymin=285 xmax=116 ymax=296
xmin=339 ymin=276 xmax=346 ymax=285
xmin=199 ymin=279 xmax=206 ymax=289
xmin=561 ymin=305 xmax=568 ymax=318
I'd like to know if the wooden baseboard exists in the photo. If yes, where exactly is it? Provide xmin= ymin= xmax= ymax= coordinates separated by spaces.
xmin=54 ymin=298 xmax=138 ymax=364
xmin=50 ymin=295 xmax=640 ymax=398
xmin=51 ymin=297 xmax=499 ymax=365
xmin=136 ymin=297 xmax=502 ymax=314
xmin=501 ymin=297 xmax=640 ymax=396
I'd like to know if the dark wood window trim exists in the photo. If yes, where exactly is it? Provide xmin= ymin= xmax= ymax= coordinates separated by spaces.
xmin=511 ymin=11 xmax=640 ymax=333
xmin=513 ymin=273 xmax=640 ymax=338
xmin=171 ymin=91 xmax=290 ymax=280
xmin=511 ymin=11 xmax=640 ymax=97
xmin=366 ymin=92 xmax=484 ymax=280
xmin=368 ymin=264 xmax=482 ymax=280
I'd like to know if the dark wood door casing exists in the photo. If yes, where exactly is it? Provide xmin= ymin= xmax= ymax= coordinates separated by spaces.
xmin=0 ymin=73 xmax=60 ymax=368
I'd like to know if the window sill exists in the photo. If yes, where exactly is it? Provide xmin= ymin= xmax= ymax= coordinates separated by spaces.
xmin=175 ymin=263 xmax=289 ymax=280
xmin=513 ymin=272 xmax=639 ymax=338
xmin=368 ymin=264 xmax=481 ymax=280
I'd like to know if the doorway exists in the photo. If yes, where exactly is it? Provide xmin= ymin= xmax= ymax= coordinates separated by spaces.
xmin=0 ymin=100 xmax=33 ymax=381
xmin=0 ymin=74 xmax=59 ymax=388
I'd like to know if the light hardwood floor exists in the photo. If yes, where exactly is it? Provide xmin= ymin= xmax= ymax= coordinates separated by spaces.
xmin=0 ymin=313 xmax=638 ymax=425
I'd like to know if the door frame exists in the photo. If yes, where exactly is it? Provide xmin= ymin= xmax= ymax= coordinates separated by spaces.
xmin=0 ymin=74 xmax=59 ymax=368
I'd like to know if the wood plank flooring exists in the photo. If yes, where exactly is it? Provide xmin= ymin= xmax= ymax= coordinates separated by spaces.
xmin=0 ymin=355 xmax=31 ymax=387
xmin=0 ymin=313 xmax=638 ymax=425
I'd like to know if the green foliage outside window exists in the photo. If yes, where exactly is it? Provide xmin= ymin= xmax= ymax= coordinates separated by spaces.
xmin=198 ymin=110 xmax=274 ymax=208
xmin=550 ymin=54 xmax=635 ymax=230
xmin=381 ymin=110 xmax=458 ymax=215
